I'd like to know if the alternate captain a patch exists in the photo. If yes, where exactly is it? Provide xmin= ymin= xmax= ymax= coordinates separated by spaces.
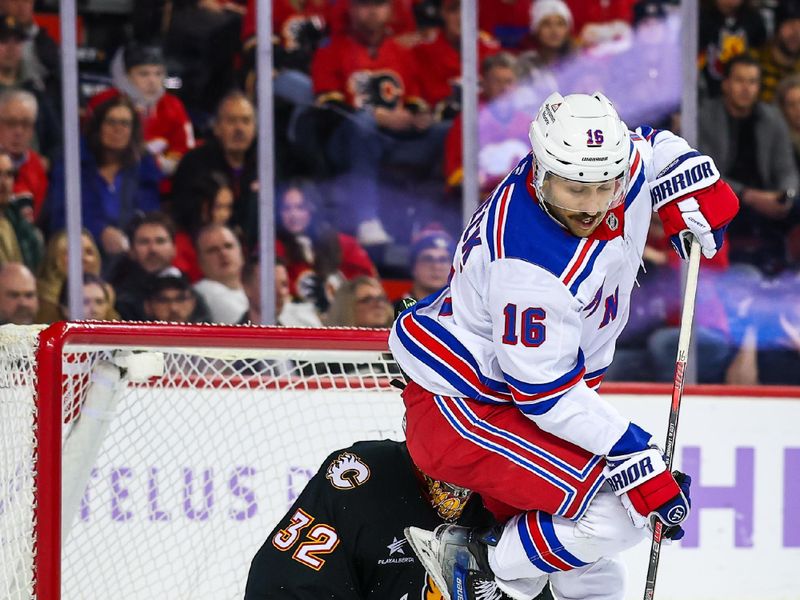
xmin=325 ymin=452 xmax=371 ymax=489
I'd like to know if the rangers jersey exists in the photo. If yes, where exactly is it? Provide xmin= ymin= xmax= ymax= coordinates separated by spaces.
xmin=390 ymin=127 xmax=717 ymax=458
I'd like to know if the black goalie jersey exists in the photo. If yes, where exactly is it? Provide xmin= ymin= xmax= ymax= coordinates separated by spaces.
xmin=245 ymin=439 xmax=513 ymax=599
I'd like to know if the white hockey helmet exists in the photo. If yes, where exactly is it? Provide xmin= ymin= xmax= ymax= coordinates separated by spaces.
xmin=529 ymin=92 xmax=630 ymax=213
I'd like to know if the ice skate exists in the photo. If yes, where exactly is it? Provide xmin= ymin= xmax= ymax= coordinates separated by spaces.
xmin=404 ymin=524 xmax=512 ymax=600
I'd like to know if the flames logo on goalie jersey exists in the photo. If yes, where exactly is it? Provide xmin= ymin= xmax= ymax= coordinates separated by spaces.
xmin=325 ymin=452 xmax=371 ymax=489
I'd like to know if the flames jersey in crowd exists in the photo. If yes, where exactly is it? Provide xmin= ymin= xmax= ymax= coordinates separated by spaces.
xmin=312 ymin=35 xmax=425 ymax=110
xmin=412 ymin=28 xmax=499 ymax=109
xmin=88 ymin=89 xmax=195 ymax=163
xmin=275 ymin=233 xmax=376 ymax=302
xmin=242 ymin=0 xmax=329 ymax=47
xmin=390 ymin=127 xmax=715 ymax=458
xmin=244 ymin=440 xmax=504 ymax=599
xmin=327 ymin=0 xmax=417 ymax=37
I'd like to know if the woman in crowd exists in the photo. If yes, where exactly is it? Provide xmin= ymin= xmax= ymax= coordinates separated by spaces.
xmin=173 ymin=170 xmax=236 ymax=281
xmin=517 ymin=0 xmax=576 ymax=83
xmin=35 ymin=229 xmax=118 ymax=322
xmin=325 ymin=275 xmax=393 ymax=328
xmin=86 ymin=42 xmax=195 ymax=190
xmin=57 ymin=272 xmax=118 ymax=321
xmin=276 ymin=180 xmax=376 ymax=313
xmin=47 ymin=96 xmax=162 ymax=256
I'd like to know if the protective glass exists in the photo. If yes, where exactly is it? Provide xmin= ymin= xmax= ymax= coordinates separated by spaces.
xmin=541 ymin=172 xmax=627 ymax=214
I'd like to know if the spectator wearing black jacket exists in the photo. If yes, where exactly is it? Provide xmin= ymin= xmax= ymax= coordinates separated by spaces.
xmin=143 ymin=272 xmax=211 ymax=323
xmin=108 ymin=211 xmax=184 ymax=320
xmin=170 ymin=91 xmax=257 ymax=237
xmin=698 ymin=54 xmax=800 ymax=276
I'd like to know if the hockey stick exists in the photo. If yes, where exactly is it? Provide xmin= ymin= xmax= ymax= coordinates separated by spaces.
xmin=642 ymin=236 xmax=701 ymax=600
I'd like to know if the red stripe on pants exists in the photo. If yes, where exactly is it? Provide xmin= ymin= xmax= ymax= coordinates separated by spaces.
xmin=402 ymin=381 xmax=605 ymax=521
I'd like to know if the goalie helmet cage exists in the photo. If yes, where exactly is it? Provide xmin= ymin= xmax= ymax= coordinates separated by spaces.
xmin=0 ymin=321 xmax=398 ymax=600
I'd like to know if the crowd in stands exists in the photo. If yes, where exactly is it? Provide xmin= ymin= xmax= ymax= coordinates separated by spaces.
xmin=0 ymin=0 xmax=798 ymax=384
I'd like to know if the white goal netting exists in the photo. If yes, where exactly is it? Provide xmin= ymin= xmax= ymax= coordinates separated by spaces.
xmin=0 ymin=326 xmax=38 ymax=600
xmin=0 ymin=323 xmax=403 ymax=600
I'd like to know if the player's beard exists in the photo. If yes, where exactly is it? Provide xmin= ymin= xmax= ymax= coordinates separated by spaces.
xmin=545 ymin=201 xmax=605 ymax=237
xmin=564 ymin=211 xmax=604 ymax=236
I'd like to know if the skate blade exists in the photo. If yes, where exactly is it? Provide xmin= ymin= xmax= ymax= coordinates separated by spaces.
xmin=404 ymin=526 xmax=452 ymax=600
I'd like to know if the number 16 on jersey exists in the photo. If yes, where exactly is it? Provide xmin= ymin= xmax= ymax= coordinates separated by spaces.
xmin=502 ymin=304 xmax=547 ymax=347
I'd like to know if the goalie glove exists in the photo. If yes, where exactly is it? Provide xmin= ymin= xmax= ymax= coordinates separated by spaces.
xmin=651 ymin=154 xmax=739 ymax=260
xmin=604 ymin=447 xmax=691 ymax=540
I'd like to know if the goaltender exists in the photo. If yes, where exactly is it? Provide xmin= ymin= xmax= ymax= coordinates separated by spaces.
xmin=245 ymin=438 xmax=553 ymax=599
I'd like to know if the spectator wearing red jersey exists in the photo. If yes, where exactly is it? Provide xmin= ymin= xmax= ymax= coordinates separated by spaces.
xmin=240 ymin=0 xmax=327 ymax=108
xmin=565 ymin=0 xmax=635 ymax=49
xmin=276 ymin=180 xmax=376 ymax=313
xmin=312 ymin=0 xmax=447 ymax=245
xmin=328 ymin=0 xmax=416 ymax=37
xmin=242 ymin=0 xmax=328 ymax=57
xmin=479 ymin=0 xmax=534 ymax=50
xmin=87 ymin=43 xmax=195 ymax=191
xmin=243 ymin=0 xmax=416 ymax=43
xmin=412 ymin=0 xmax=499 ymax=120
xmin=444 ymin=52 xmax=530 ymax=196
xmin=0 ymin=88 xmax=47 ymax=219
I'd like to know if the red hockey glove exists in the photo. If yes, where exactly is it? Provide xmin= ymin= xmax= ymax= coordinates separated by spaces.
xmin=651 ymin=154 xmax=739 ymax=260
xmin=605 ymin=448 xmax=691 ymax=539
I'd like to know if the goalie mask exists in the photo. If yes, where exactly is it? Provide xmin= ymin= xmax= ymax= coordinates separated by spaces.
xmin=529 ymin=92 xmax=630 ymax=231
xmin=418 ymin=469 xmax=473 ymax=522
xmin=404 ymin=414 xmax=472 ymax=521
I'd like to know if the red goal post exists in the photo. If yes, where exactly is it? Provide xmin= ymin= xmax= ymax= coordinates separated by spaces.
xmin=3 ymin=322 xmax=394 ymax=600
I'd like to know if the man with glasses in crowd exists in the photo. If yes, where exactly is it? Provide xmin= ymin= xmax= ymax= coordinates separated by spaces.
xmin=0 ymin=89 xmax=46 ymax=219
xmin=0 ymin=12 xmax=59 ymax=160
xmin=143 ymin=273 xmax=207 ymax=323
xmin=393 ymin=230 xmax=455 ymax=315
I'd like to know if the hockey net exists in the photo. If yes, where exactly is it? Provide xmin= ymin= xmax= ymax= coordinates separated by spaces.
xmin=0 ymin=322 xmax=402 ymax=600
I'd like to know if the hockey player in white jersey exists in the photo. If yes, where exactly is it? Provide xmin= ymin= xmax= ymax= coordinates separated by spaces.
xmin=389 ymin=92 xmax=739 ymax=600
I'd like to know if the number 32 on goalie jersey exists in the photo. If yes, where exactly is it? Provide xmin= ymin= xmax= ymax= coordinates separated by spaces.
xmin=271 ymin=508 xmax=340 ymax=571
xmin=501 ymin=303 xmax=546 ymax=347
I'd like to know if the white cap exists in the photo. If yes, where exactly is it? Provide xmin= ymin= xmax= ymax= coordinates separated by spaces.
xmin=530 ymin=0 xmax=574 ymax=32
